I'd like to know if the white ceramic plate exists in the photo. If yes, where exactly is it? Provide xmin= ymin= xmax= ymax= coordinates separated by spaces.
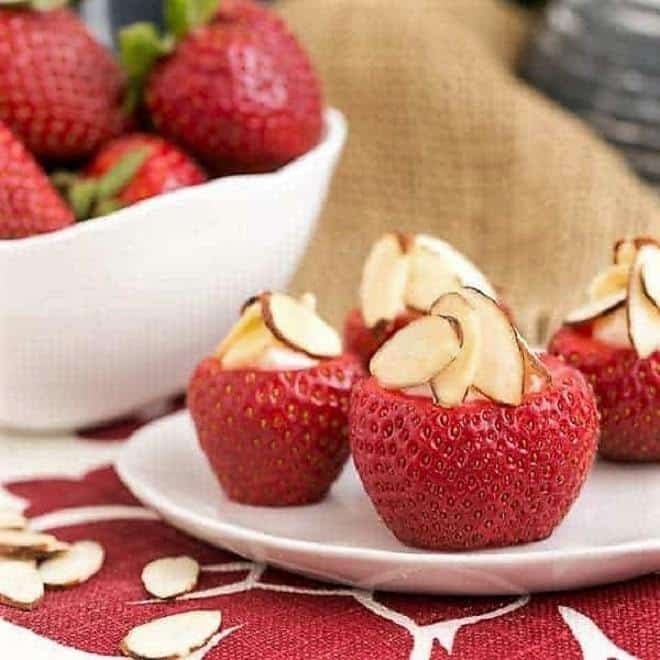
xmin=117 ymin=410 xmax=660 ymax=596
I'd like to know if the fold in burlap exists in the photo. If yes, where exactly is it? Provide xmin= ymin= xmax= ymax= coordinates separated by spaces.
xmin=280 ymin=0 xmax=659 ymax=342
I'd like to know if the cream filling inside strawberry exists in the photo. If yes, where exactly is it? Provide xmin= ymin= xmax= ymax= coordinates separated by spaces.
xmin=249 ymin=346 xmax=319 ymax=371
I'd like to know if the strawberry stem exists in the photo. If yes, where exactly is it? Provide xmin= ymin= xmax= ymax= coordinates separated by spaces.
xmin=164 ymin=0 xmax=219 ymax=38
xmin=0 ymin=0 xmax=70 ymax=10
xmin=52 ymin=147 xmax=151 ymax=221
xmin=119 ymin=23 xmax=173 ymax=115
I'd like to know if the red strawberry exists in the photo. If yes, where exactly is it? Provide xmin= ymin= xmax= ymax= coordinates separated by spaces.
xmin=0 ymin=4 xmax=128 ymax=162
xmin=549 ymin=325 xmax=660 ymax=461
xmin=344 ymin=308 xmax=422 ymax=368
xmin=122 ymin=0 xmax=323 ymax=174
xmin=349 ymin=355 xmax=599 ymax=550
xmin=188 ymin=354 xmax=364 ymax=506
xmin=0 ymin=120 xmax=74 ymax=239
xmin=56 ymin=133 xmax=207 ymax=219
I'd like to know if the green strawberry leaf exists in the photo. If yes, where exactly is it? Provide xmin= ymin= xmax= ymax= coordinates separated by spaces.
xmin=164 ymin=0 xmax=219 ymax=39
xmin=96 ymin=147 xmax=152 ymax=200
xmin=119 ymin=22 xmax=173 ymax=113
xmin=68 ymin=179 xmax=99 ymax=222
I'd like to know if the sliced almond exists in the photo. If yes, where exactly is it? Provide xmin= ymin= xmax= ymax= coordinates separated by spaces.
xmin=461 ymin=287 xmax=525 ymax=405
xmin=592 ymin=306 xmax=630 ymax=347
xmin=564 ymin=291 xmax=627 ymax=326
xmin=515 ymin=331 xmax=551 ymax=393
xmin=641 ymin=253 xmax=660 ymax=307
xmin=414 ymin=234 xmax=497 ymax=298
xmin=120 ymin=610 xmax=221 ymax=660
xmin=429 ymin=292 xmax=481 ymax=406
xmin=261 ymin=292 xmax=342 ymax=359
xmin=299 ymin=292 xmax=317 ymax=310
xmin=405 ymin=244 xmax=462 ymax=312
xmin=141 ymin=556 xmax=200 ymax=600
xmin=39 ymin=540 xmax=104 ymax=588
xmin=627 ymin=245 xmax=660 ymax=359
xmin=0 ymin=559 xmax=43 ymax=610
xmin=359 ymin=232 xmax=409 ymax=327
xmin=369 ymin=315 xmax=461 ymax=389
xmin=0 ymin=530 xmax=69 ymax=560
xmin=0 ymin=509 xmax=26 ymax=530
xmin=587 ymin=264 xmax=630 ymax=301
xmin=220 ymin=323 xmax=273 ymax=369
xmin=614 ymin=236 xmax=659 ymax=266
xmin=215 ymin=299 xmax=263 ymax=358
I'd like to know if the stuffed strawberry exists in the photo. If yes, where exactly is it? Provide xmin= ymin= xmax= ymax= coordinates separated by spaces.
xmin=0 ymin=1 xmax=128 ymax=162
xmin=344 ymin=232 xmax=498 ymax=367
xmin=54 ymin=133 xmax=207 ymax=219
xmin=188 ymin=292 xmax=364 ymax=506
xmin=549 ymin=237 xmax=660 ymax=462
xmin=120 ymin=0 xmax=323 ymax=174
xmin=0 ymin=120 xmax=74 ymax=239
xmin=350 ymin=287 xmax=599 ymax=550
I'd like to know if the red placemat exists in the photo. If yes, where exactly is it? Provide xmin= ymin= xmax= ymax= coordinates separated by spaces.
xmin=0 ymin=412 xmax=656 ymax=659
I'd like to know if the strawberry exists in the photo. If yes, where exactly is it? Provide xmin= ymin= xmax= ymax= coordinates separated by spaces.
xmin=349 ymin=355 xmax=599 ymax=550
xmin=121 ymin=0 xmax=323 ymax=174
xmin=0 ymin=3 xmax=128 ymax=162
xmin=188 ymin=354 xmax=364 ymax=506
xmin=344 ymin=308 xmax=422 ymax=368
xmin=0 ymin=120 xmax=74 ymax=239
xmin=549 ymin=326 xmax=660 ymax=462
xmin=55 ymin=133 xmax=207 ymax=219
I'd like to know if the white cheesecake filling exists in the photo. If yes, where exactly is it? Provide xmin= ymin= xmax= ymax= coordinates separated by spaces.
xmin=249 ymin=345 xmax=319 ymax=371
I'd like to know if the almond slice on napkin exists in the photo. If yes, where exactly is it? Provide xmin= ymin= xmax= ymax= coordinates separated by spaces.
xmin=0 ymin=559 xmax=44 ymax=610
xmin=39 ymin=540 xmax=104 ymax=588
xmin=141 ymin=556 xmax=200 ymax=599
xmin=120 ymin=610 xmax=221 ymax=659
xmin=0 ymin=530 xmax=69 ymax=559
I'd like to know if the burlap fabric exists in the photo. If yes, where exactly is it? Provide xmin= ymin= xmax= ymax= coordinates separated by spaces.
xmin=281 ymin=0 xmax=659 ymax=343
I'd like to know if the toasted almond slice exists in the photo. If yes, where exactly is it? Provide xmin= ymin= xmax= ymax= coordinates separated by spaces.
xmin=627 ymin=245 xmax=660 ymax=359
xmin=642 ymin=252 xmax=660 ymax=307
xmin=614 ymin=236 xmax=659 ymax=266
xmin=39 ymin=540 xmax=104 ymax=588
xmin=215 ymin=298 xmax=263 ymax=358
xmin=359 ymin=232 xmax=409 ymax=327
xmin=141 ymin=556 xmax=200 ymax=600
xmin=261 ymin=292 xmax=342 ymax=359
xmin=0 ymin=509 xmax=26 ymax=530
xmin=592 ymin=306 xmax=630 ymax=347
xmin=0 ymin=530 xmax=69 ymax=560
xmin=461 ymin=287 xmax=525 ymax=405
xmin=370 ymin=315 xmax=461 ymax=389
xmin=405 ymin=244 xmax=462 ymax=312
xmin=299 ymin=292 xmax=317 ymax=311
xmin=429 ymin=292 xmax=481 ymax=406
xmin=564 ymin=291 xmax=627 ymax=326
xmin=220 ymin=322 xmax=273 ymax=369
xmin=120 ymin=610 xmax=221 ymax=660
xmin=0 ymin=559 xmax=43 ymax=610
xmin=515 ymin=331 xmax=551 ymax=393
xmin=587 ymin=264 xmax=630 ymax=301
xmin=414 ymin=234 xmax=497 ymax=298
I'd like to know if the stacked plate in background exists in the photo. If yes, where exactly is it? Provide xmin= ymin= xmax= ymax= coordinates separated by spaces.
xmin=521 ymin=0 xmax=660 ymax=185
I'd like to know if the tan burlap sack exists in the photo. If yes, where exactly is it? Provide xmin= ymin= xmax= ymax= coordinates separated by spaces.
xmin=280 ymin=0 xmax=659 ymax=343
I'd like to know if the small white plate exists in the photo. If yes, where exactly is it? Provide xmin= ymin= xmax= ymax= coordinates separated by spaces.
xmin=117 ymin=411 xmax=660 ymax=596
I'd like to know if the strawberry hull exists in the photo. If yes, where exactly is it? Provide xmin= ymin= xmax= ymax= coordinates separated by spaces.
xmin=188 ymin=354 xmax=364 ymax=506
xmin=349 ymin=356 xmax=599 ymax=551
xmin=550 ymin=326 xmax=660 ymax=461
xmin=343 ymin=308 xmax=421 ymax=368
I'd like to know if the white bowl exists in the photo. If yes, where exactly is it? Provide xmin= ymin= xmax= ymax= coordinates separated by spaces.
xmin=0 ymin=109 xmax=347 ymax=431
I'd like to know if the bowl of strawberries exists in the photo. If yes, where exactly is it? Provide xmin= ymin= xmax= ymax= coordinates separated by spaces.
xmin=0 ymin=0 xmax=346 ymax=431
